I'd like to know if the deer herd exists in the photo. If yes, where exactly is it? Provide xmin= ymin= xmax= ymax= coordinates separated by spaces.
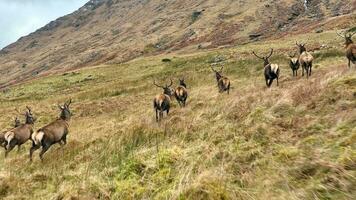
xmin=0 ymin=31 xmax=355 ymax=162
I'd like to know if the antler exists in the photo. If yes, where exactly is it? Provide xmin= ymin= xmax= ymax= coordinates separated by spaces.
xmin=26 ymin=106 xmax=32 ymax=113
xmin=167 ymin=79 xmax=173 ymax=87
xmin=220 ymin=65 xmax=224 ymax=72
xmin=336 ymin=30 xmax=345 ymax=38
xmin=348 ymin=31 xmax=356 ymax=37
xmin=65 ymin=99 xmax=72 ymax=107
xmin=252 ymin=51 xmax=264 ymax=60
xmin=267 ymin=49 xmax=274 ymax=59
xmin=211 ymin=66 xmax=218 ymax=72
xmin=154 ymin=80 xmax=164 ymax=88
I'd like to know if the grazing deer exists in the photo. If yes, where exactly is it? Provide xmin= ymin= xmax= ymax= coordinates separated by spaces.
xmin=153 ymin=80 xmax=172 ymax=122
xmin=174 ymin=78 xmax=188 ymax=107
xmin=289 ymin=52 xmax=300 ymax=77
xmin=4 ymin=107 xmax=35 ymax=157
xmin=296 ymin=42 xmax=314 ymax=78
xmin=30 ymin=100 xmax=72 ymax=161
xmin=252 ymin=49 xmax=280 ymax=87
xmin=211 ymin=66 xmax=231 ymax=94
xmin=0 ymin=117 xmax=21 ymax=148
xmin=337 ymin=30 xmax=356 ymax=68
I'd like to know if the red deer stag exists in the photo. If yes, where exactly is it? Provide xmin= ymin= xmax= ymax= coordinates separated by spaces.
xmin=4 ymin=107 xmax=35 ymax=157
xmin=211 ymin=65 xmax=230 ymax=94
xmin=337 ymin=30 xmax=356 ymax=68
xmin=289 ymin=52 xmax=300 ymax=77
xmin=153 ymin=80 xmax=172 ymax=122
xmin=174 ymin=78 xmax=188 ymax=107
xmin=296 ymin=42 xmax=314 ymax=78
xmin=0 ymin=117 xmax=21 ymax=148
xmin=30 ymin=99 xmax=72 ymax=161
xmin=252 ymin=49 xmax=280 ymax=87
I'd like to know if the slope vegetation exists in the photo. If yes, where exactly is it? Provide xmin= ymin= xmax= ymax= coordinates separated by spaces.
xmin=0 ymin=30 xmax=355 ymax=199
xmin=0 ymin=0 xmax=354 ymax=88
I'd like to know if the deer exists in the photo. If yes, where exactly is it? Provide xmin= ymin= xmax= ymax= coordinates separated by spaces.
xmin=288 ymin=52 xmax=300 ymax=77
xmin=211 ymin=65 xmax=230 ymax=94
xmin=252 ymin=49 xmax=280 ymax=87
xmin=153 ymin=80 xmax=172 ymax=122
xmin=296 ymin=42 xmax=314 ymax=78
xmin=4 ymin=107 xmax=36 ymax=157
xmin=0 ymin=117 xmax=21 ymax=148
xmin=30 ymin=99 xmax=72 ymax=161
xmin=337 ymin=30 xmax=356 ymax=68
xmin=174 ymin=78 xmax=188 ymax=107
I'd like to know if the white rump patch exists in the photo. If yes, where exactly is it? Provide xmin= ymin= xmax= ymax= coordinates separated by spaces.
xmin=4 ymin=132 xmax=14 ymax=149
xmin=32 ymin=131 xmax=44 ymax=146
xmin=270 ymin=64 xmax=279 ymax=74
xmin=291 ymin=58 xmax=298 ymax=64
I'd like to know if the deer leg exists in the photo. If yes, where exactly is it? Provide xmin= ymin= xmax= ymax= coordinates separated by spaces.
xmin=29 ymin=142 xmax=40 ymax=162
xmin=5 ymin=143 xmax=15 ymax=158
xmin=17 ymin=145 xmax=21 ymax=153
xmin=62 ymin=134 xmax=67 ymax=145
xmin=348 ymin=59 xmax=351 ymax=68
xmin=265 ymin=77 xmax=269 ymax=87
xmin=155 ymin=109 xmax=159 ymax=122
xmin=277 ymin=77 xmax=279 ymax=86
xmin=39 ymin=143 xmax=51 ymax=162
xmin=302 ymin=66 xmax=304 ymax=76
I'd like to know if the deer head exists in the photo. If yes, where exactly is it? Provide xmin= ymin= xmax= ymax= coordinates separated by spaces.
xmin=252 ymin=49 xmax=274 ymax=67
xmin=58 ymin=99 xmax=72 ymax=121
xmin=178 ymin=78 xmax=187 ymax=88
xmin=296 ymin=42 xmax=307 ymax=54
xmin=154 ymin=79 xmax=173 ymax=96
xmin=25 ymin=106 xmax=36 ymax=124
xmin=211 ymin=66 xmax=224 ymax=82
xmin=337 ymin=30 xmax=355 ymax=46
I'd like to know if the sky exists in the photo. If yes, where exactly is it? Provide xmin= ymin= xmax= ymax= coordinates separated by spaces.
xmin=0 ymin=0 xmax=88 ymax=49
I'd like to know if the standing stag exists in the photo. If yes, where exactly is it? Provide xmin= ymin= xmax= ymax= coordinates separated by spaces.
xmin=30 ymin=100 xmax=72 ymax=161
xmin=4 ymin=107 xmax=35 ymax=157
xmin=0 ymin=117 xmax=21 ymax=148
xmin=337 ymin=30 xmax=356 ymax=68
xmin=211 ymin=65 xmax=231 ymax=94
xmin=252 ymin=49 xmax=280 ymax=87
xmin=174 ymin=78 xmax=188 ymax=107
xmin=296 ymin=42 xmax=314 ymax=78
xmin=153 ymin=80 xmax=172 ymax=122
xmin=289 ymin=52 xmax=300 ymax=77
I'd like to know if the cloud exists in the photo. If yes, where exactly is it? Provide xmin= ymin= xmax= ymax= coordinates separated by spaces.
xmin=0 ymin=0 xmax=88 ymax=49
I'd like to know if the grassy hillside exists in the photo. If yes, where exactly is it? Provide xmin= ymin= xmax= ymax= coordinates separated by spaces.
xmin=0 ymin=30 xmax=355 ymax=199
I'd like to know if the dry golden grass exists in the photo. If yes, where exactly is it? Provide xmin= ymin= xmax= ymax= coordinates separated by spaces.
xmin=0 ymin=30 xmax=355 ymax=199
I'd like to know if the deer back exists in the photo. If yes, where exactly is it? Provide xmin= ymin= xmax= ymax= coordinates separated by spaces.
xmin=10 ymin=124 xmax=33 ymax=144
xmin=154 ymin=94 xmax=171 ymax=109
xmin=175 ymin=86 xmax=187 ymax=98
xmin=346 ymin=44 xmax=356 ymax=59
xmin=39 ymin=119 xmax=69 ymax=142
xmin=299 ymin=52 xmax=313 ymax=64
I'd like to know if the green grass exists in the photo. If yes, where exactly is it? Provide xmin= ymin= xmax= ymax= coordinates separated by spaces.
xmin=0 ymin=30 xmax=355 ymax=199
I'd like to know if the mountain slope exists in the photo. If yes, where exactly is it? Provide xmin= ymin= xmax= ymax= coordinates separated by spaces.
xmin=0 ymin=0 xmax=354 ymax=88
xmin=0 ymin=29 xmax=355 ymax=199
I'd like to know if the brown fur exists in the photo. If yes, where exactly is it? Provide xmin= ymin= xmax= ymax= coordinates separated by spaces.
xmin=211 ymin=66 xmax=230 ymax=94
xmin=296 ymin=42 xmax=314 ymax=78
xmin=252 ymin=49 xmax=280 ymax=87
xmin=30 ymin=100 xmax=72 ymax=161
xmin=338 ymin=31 xmax=356 ymax=68
xmin=0 ymin=117 xmax=21 ymax=148
xmin=4 ymin=108 xmax=35 ymax=157
xmin=153 ymin=80 xmax=172 ymax=122
xmin=174 ymin=78 xmax=188 ymax=107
